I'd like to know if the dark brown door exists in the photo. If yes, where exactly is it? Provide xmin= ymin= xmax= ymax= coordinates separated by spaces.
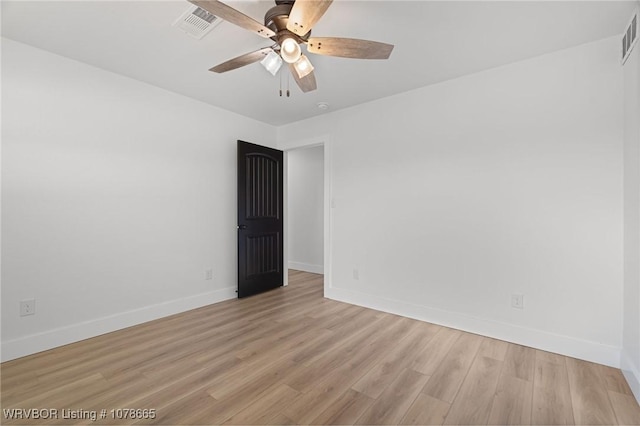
xmin=237 ymin=140 xmax=284 ymax=298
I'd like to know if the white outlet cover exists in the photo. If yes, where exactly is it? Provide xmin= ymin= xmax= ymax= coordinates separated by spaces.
xmin=20 ymin=299 xmax=36 ymax=316
xmin=511 ymin=294 xmax=524 ymax=309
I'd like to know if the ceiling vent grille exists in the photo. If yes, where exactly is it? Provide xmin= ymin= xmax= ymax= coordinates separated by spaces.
xmin=173 ymin=5 xmax=222 ymax=39
xmin=622 ymin=10 xmax=638 ymax=64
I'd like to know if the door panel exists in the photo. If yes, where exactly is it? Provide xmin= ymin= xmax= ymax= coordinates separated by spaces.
xmin=237 ymin=140 xmax=284 ymax=298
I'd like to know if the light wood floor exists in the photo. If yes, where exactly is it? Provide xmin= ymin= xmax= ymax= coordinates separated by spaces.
xmin=2 ymin=270 xmax=639 ymax=425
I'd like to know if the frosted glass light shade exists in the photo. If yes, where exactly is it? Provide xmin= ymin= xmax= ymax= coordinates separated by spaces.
xmin=293 ymin=55 xmax=314 ymax=78
xmin=280 ymin=37 xmax=302 ymax=64
xmin=260 ymin=50 xmax=282 ymax=76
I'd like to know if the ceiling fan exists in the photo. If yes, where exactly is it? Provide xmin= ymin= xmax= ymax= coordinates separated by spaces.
xmin=189 ymin=0 xmax=394 ymax=93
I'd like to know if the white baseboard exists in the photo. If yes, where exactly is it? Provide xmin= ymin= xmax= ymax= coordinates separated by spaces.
xmin=1 ymin=287 xmax=236 ymax=362
xmin=325 ymin=286 xmax=621 ymax=369
xmin=621 ymin=350 xmax=640 ymax=404
xmin=288 ymin=261 xmax=324 ymax=274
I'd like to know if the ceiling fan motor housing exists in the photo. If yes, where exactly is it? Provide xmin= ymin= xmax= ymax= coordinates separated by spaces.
xmin=265 ymin=2 xmax=310 ymax=45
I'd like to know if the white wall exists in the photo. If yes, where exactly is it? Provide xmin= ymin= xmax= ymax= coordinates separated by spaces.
xmin=1 ymin=33 xmax=630 ymax=374
xmin=1 ymin=39 xmax=276 ymax=361
xmin=279 ymin=36 xmax=624 ymax=368
xmin=287 ymin=146 xmax=324 ymax=274
xmin=622 ymin=3 xmax=640 ymax=402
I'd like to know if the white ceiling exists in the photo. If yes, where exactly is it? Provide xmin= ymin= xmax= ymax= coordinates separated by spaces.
xmin=2 ymin=0 xmax=636 ymax=125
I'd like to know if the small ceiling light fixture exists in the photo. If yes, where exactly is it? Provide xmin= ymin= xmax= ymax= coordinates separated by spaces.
xmin=280 ymin=36 xmax=302 ymax=64
xmin=260 ymin=50 xmax=282 ymax=76
xmin=317 ymin=102 xmax=329 ymax=110
xmin=293 ymin=55 xmax=314 ymax=78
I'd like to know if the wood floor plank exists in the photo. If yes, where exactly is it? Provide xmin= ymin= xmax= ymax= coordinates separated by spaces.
xmin=133 ymin=390 xmax=215 ymax=425
xmin=355 ymin=368 xmax=430 ymax=425
xmin=477 ymin=337 xmax=509 ymax=361
xmin=288 ymin=327 xmax=345 ymax=365
xmin=261 ymin=413 xmax=296 ymax=425
xmin=399 ymin=392 xmax=450 ymax=425
xmin=286 ymin=314 xmax=414 ymax=396
xmin=181 ymin=382 xmax=282 ymax=424
xmin=608 ymin=390 xmax=640 ymax=425
xmin=298 ymin=308 xmax=383 ymax=367
xmin=410 ymin=327 xmax=462 ymax=375
xmin=488 ymin=373 xmax=533 ymax=425
xmin=116 ymin=362 xmax=240 ymax=423
xmin=421 ymin=332 xmax=483 ymax=403
xmin=3 ymin=373 xmax=106 ymax=410
xmin=48 ymin=372 xmax=153 ymax=425
xmin=566 ymin=357 xmax=618 ymax=425
xmin=600 ymin=364 xmax=634 ymax=396
xmin=531 ymin=358 xmax=574 ymax=425
xmin=2 ymin=270 xmax=636 ymax=426
xmin=315 ymin=306 xmax=369 ymax=331
xmin=234 ymin=315 xmax=318 ymax=359
xmin=206 ymin=358 xmax=298 ymax=401
xmin=311 ymin=389 xmax=375 ymax=425
xmin=503 ymin=343 xmax=536 ymax=382
xmin=351 ymin=323 xmax=438 ymax=399
xmin=283 ymin=369 xmax=368 ymax=423
xmin=444 ymin=355 xmax=503 ymax=425
xmin=222 ymin=383 xmax=299 ymax=424
xmin=282 ymin=318 xmax=415 ymax=423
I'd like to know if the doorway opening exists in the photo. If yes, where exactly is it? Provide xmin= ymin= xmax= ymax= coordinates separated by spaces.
xmin=286 ymin=145 xmax=324 ymax=278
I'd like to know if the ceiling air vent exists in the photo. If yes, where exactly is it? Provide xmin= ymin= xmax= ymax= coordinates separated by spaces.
xmin=173 ymin=5 xmax=222 ymax=40
xmin=622 ymin=10 xmax=638 ymax=64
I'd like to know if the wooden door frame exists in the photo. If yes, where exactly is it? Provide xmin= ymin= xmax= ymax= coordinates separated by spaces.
xmin=280 ymin=135 xmax=333 ymax=294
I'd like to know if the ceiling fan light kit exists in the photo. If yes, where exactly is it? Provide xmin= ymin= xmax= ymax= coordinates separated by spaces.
xmin=260 ymin=50 xmax=283 ymax=76
xmin=189 ymin=0 xmax=394 ymax=94
xmin=293 ymin=54 xmax=314 ymax=78
xmin=280 ymin=36 xmax=302 ymax=63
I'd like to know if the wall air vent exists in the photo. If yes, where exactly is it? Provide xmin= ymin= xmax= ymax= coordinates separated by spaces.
xmin=173 ymin=5 xmax=222 ymax=40
xmin=622 ymin=10 xmax=638 ymax=64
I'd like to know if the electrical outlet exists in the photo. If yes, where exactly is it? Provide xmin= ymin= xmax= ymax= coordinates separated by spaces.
xmin=353 ymin=268 xmax=359 ymax=280
xmin=20 ymin=299 xmax=36 ymax=316
xmin=511 ymin=294 xmax=524 ymax=309
xmin=205 ymin=268 xmax=213 ymax=280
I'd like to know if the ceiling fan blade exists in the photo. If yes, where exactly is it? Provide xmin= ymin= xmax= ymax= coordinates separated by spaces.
xmin=307 ymin=37 xmax=394 ymax=59
xmin=210 ymin=47 xmax=273 ymax=73
xmin=288 ymin=64 xmax=317 ymax=93
xmin=189 ymin=0 xmax=275 ymax=38
xmin=286 ymin=0 xmax=333 ymax=36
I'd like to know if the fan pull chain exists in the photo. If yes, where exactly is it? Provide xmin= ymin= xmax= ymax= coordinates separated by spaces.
xmin=279 ymin=68 xmax=282 ymax=97
xmin=287 ymin=71 xmax=290 ymax=97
